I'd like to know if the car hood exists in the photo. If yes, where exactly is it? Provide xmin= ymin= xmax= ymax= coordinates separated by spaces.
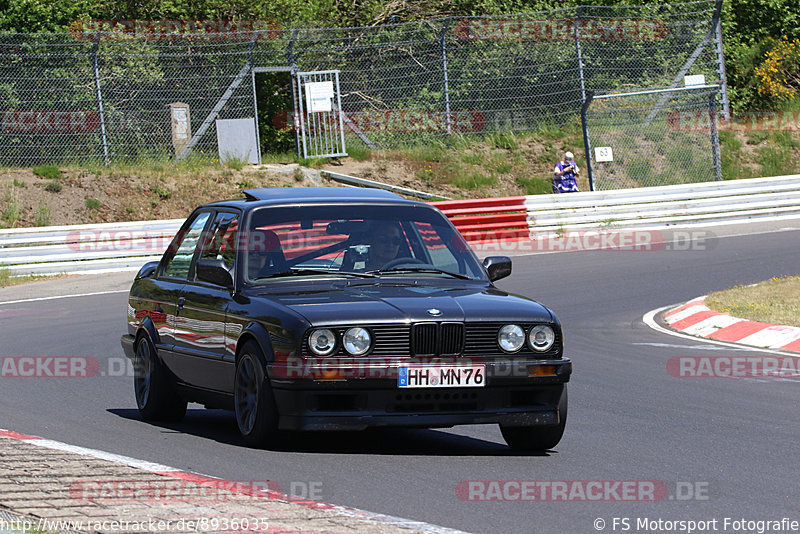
xmin=249 ymin=281 xmax=553 ymax=325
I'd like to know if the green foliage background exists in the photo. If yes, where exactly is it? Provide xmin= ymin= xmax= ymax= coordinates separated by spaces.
xmin=0 ymin=0 xmax=798 ymax=110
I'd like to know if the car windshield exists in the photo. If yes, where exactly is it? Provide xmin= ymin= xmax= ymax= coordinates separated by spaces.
xmin=243 ymin=204 xmax=487 ymax=282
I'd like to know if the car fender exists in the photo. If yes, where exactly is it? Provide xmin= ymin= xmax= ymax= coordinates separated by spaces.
xmin=137 ymin=315 xmax=161 ymax=348
xmin=236 ymin=322 xmax=276 ymax=364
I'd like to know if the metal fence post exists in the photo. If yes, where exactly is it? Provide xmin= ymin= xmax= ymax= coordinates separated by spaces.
xmin=714 ymin=12 xmax=730 ymax=120
xmin=575 ymin=7 xmax=587 ymax=105
xmin=91 ymin=35 xmax=110 ymax=165
xmin=440 ymin=18 xmax=452 ymax=135
xmin=250 ymin=39 xmax=262 ymax=165
xmin=581 ymin=91 xmax=595 ymax=191
xmin=288 ymin=29 xmax=301 ymax=157
xmin=710 ymin=93 xmax=722 ymax=181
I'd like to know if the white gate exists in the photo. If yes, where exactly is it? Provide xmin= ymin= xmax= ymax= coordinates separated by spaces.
xmin=296 ymin=70 xmax=347 ymax=159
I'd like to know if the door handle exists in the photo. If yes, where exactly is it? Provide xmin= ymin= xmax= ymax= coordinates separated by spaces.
xmin=177 ymin=297 xmax=185 ymax=310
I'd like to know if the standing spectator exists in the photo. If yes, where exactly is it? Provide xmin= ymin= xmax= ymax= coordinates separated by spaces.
xmin=553 ymin=151 xmax=580 ymax=193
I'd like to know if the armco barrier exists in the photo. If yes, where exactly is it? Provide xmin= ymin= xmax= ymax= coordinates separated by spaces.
xmin=522 ymin=175 xmax=800 ymax=231
xmin=431 ymin=196 xmax=529 ymax=243
xmin=2 ymin=176 xmax=800 ymax=275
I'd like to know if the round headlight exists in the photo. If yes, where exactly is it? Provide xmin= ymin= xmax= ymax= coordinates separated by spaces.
xmin=308 ymin=328 xmax=336 ymax=356
xmin=498 ymin=324 xmax=525 ymax=352
xmin=343 ymin=327 xmax=371 ymax=356
xmin=528 ymin=325 xmax=555 ymax=351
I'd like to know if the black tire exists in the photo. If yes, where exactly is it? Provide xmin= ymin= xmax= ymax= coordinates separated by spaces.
xmin=234 ymin=341 xmax=281 ymax=448
xmin=133 ymin=333 xmax=187 ymax=422
xmin=500 ymin=386 xmax=567 ymax=452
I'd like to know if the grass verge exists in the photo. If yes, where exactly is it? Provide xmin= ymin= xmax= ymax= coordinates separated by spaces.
xmin=0 ymin=267 xmax=61 ymax=288
xmin=705 ymin=275 xmax=800 ymax=327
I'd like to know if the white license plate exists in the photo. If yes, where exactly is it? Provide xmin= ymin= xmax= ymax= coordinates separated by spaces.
xmin=398 ymin=365 xmax=485 ymax=388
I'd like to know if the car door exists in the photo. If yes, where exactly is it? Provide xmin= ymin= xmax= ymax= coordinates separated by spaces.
xmin=149 ymin=210 xmax=212 ymax=376
xmin=172 ymin=210 xmax=240 ymax=392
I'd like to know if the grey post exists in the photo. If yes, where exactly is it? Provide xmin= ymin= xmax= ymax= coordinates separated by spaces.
xmin=575 ymin=7 xmax=587 ymax=105
xmin=714 ymin=17 xmax=730 ymax=120
xmin=581 ymin=91 xmax=595 ymax=191
xmin=440 ymin=18 xmax=452 ymax=135
xmin=91 ymin=35 xmax=110 ymax=165
xmin=709 ymin=93 xmax=722 ymax=181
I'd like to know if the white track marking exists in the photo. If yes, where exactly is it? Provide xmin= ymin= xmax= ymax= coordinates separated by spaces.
xmin=0 ymin=290 xmax=128 ymax=306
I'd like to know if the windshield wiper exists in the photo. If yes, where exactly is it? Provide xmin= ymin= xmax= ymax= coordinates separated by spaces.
xmin=255 ymin=269 xmax=377 ymax=280
xmin=367 ymin=267 xmax=473 ymax=280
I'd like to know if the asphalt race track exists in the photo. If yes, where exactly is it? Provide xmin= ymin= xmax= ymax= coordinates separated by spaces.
xmin=2 ymin=224 xmax=800 ymax=533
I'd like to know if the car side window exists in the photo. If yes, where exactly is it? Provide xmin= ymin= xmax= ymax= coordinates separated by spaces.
xmin=197 ymin=211 xmax=240 ymax=273
xmin=162 ymin=212 xmax=211 ymax=279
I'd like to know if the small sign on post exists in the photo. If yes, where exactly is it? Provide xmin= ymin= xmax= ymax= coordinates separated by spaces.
xmin=595 ymin=146 xmax=614 ymax=162
xmin=169 ymin=102 xmax=191 ymax=156
xmin=684 ymin=74 xmax=706 ymax=87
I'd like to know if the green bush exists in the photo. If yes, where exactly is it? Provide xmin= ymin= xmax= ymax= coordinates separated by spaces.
xmin=488 ymin=131 xmax=518 ymax=150
xmin=150 ymin=184 xmax=171 ymax=199
xmin=347 ymin=145 xmax=373 ymax=162
xmin=32 ymin=165 xmax=62 ymax=180
xmin=757 ymin=146 xmax=793 ymax=176
xmin=34 ymin=205 xmax=51 ymax=227
xmin=223 ymin=155 xmax=247 ymax=171
xmin=44 ymin=181 xmax=62 ymax=193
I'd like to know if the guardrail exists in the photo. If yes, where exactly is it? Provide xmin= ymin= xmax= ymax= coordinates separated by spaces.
xmin=3 ymin=175 xmax=800 ymax=275
xmin=321 ymin=170 xmax=451 ymax=201
xmin=0 ymin=220 xmax=184 ymax=275
xmin=435 ymin=175 xmax=800 ymax=243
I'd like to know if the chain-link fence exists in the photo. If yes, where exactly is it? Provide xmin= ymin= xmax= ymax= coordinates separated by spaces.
xmin=0 ymin=0 xmax=727 ymax=178
xmin=584 ymin=85 xmax=722 ymax=190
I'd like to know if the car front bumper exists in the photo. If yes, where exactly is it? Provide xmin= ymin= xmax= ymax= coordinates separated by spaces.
xmin=269 ymin=358 xmax=571 ymax=431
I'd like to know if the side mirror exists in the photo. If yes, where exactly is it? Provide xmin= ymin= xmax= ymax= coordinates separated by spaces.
xmin=135 ymin=261 xmax=159 ymax=280
xmin=483 ymin=256 xmax=512 ymax=282
xmin=196 ymin=258 xmax=233 ymax=288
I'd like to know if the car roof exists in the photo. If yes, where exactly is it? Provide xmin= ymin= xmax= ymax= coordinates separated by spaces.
xmin=204 ymin=187 xmax=422 ymax=210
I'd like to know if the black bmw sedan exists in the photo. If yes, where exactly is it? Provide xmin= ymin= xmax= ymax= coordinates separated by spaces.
xmin=121 ymin=187 xmax=571 ymax=451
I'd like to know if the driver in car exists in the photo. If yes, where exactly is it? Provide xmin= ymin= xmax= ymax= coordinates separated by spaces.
xmin=365 ymin=221 xmax=405 ymax=270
